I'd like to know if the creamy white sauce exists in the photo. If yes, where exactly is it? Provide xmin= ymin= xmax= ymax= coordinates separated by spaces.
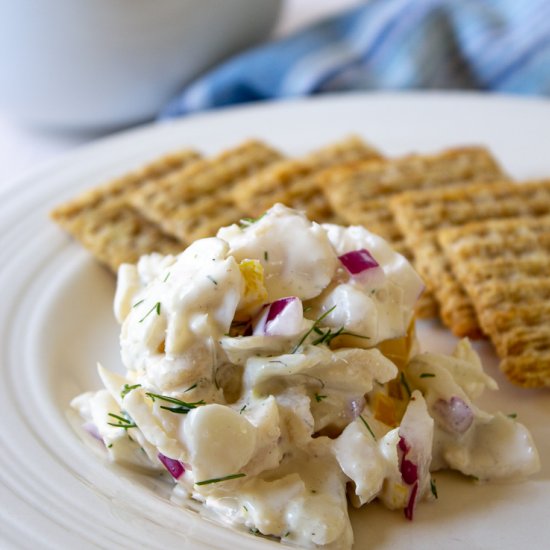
xmin=72 ymin=204 xmax=540 ymax=549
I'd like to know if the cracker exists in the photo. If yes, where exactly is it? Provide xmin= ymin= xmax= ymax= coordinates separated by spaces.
xmin=319 ymin=146 xmax=504 ymax=226
xmin=320 ymin=147 xmax=505 ymax=320
xmin=231 ymin=135 xmax=382 ymax=222
xmin=129 ymin=140 xmax=283 ymax=242
xmin=438 ymin=216 xmax=550 ymax=387
xmin=51 ymin=149 xmax=201 ymax=270
xmin=391 ymin=180 xmax=550 ymax=337
xmin=66 ymin=200 xmax=185 ymax=270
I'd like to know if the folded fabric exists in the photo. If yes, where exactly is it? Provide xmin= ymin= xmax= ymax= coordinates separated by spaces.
xmin=160 ymin=0 xmax=550 ymax=118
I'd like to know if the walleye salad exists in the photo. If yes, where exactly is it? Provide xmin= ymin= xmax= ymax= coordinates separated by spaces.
xmin=72 ymin=204 xmax=540 ymax=549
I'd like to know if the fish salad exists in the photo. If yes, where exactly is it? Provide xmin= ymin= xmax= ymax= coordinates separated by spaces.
xmin=72 ymin=204 xmax=540 ymax=549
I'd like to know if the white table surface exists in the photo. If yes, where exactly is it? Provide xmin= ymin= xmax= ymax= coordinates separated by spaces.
xmin=0 ymin=0 xmax=362 ymax=188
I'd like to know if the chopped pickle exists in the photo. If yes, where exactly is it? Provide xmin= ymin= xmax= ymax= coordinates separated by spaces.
xmin=377 ymin=320 xmax=416 ymax=370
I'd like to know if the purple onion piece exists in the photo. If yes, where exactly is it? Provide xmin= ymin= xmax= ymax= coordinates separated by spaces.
xmin=348 ymin=396 xmax=366 ymax=422
xmin=253 ymin=296 xmax=302 ymax=336
xmin=266 ymin=297 xmax=295 ymax=324
xmin=432 ymin=396 xmax=474 ymax=434
xmin=404 ymin=482 xmax=419 ymax=521
xmin=83 ymin=421 xmax=104 ymax=444
xmin=158 ymin=452 xmax=185 ymax=479
xmin=400 ymin=458 xmax=418 ymax=485
xmin=397 ymin=436 xmax=418 ymax=485
xmin=338 ymin=248 xmax=379 ymax=275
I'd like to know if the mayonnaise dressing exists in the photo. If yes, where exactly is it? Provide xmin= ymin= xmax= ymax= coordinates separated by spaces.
xmin=72 ymin=204 xmax=539 ymax=549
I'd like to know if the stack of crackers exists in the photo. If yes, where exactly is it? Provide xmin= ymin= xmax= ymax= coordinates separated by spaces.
xmin=51 ymin=136 xmax=550 ymax=388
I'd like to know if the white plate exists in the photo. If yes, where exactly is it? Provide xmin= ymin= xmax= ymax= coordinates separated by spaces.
xmin=1 ymin=92 xmax=549 ymax=550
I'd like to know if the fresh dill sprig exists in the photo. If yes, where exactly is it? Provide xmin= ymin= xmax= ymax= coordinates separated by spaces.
xmin=163 ymin=272 xmax=171 ymax=282
xmin=120 ymin=383 xmax=141 ymax=399
xmin=239 ymin=404 xmax=247 ymax=414
xmin=146 ymin=392 xmax=205 ymax=414
xmin=132 ymin=299 xmax=144 ymax=308
xmin=314 ymin=393 xmax=327 ymax=403
xmin=430 ymin=478 xmax=438 ymax=499
xmin=184 ymin=383 xmax=197 ymax=393
xmin=195 ymin=473 xmax=246 ymax=486
xmin=311 ymin=326 xmax=370 ymax=346
xmin=420 ymin=373 xmax=435 ymax=378
xmin=292 ymin=306 xmax=369 ymax=351
xmin=291 ymin=306 xmax=336 ymax=353
xmin=139 ymin=301 xmax=161 ymax=323
xmin=107 ymin=412 xmax=137 ymax=430
xmin=359 ymin=415 xmax=376 ymax=440
xmin=239 ymin=213 xmax=266 ymax=228
xmin=400 ymin=372 xmax=412 ymax=398
xmin=206 ymin=275 xmax=218 ymax=285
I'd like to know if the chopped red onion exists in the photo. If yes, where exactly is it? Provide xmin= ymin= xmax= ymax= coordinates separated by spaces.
xmin=348 ymin=396 xmax=366 ymax=421
xmin=338 ymin=249 xmax=379 ymax=274
xmin=83 ymin=421 xmax=104 ymax=444
xmin=338 ymin=248 xmax=386 ymax=287
xmin=252 ymin=296 xmax=303 ymax=337
xmin=266 ymin=298 xmax=293 ymax=323
xmin=398 ymin=435 xmax=420 ymax=520
xmin=158 ymin=452 xmax=185 ymax=479
xmin=432 ymin=396 xmax=474 ymax=434
xmin=404 ymin=482 xmax=418 ymax=521
xmin=398 ymin=436 xmax=418 ymax=485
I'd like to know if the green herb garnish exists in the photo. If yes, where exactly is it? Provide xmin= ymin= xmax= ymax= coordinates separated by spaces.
xmin=120 ymin=383 xmax=141 ymax=399
xmin=314 ymin=393 xmax=327 ymax=403
xmin=239 ymin=213 xmax=266 ymax=228
xmin=163 ymin=272 xmax=171 ymax=282
xmin=139 ymin=301 xmax=161 ymax=323
xmin=107 ymin=412 xmax=137 ymax=430
xmin=507 ymin=413 xmax=517 ymax=419
xmin=146 ymin=392 xmax=205 ymax=414
xmin=239 ymin=404 xmax=247 ymax=414
xmin=291 ymin=306 xmax=336 ymax=353
xmin=359 ymin=415 xmax=376 ymax=440
xmin=264 ymin=251 xmax=269 ymax=261
xmin=430 ymin=478 xmax=438 ymax=499
xmin=294 ymin=306 xmax=369 ymax=348
xmin=196 ymin=473 xmax=246 ymax=486
xmin=206 ymin=275 xmax=218 ymax=285
xmin=400 ymin=372 xmax=412 ymax=398
xmin=312 ymin=325 xmax=370 ymax=346
xmin=132 ymin=299 xmax=144 ymax=308
xmin=420 ymin=373 xmax=435 ymax=378
xmin=184 ymin=383 xmax=197 ymax=393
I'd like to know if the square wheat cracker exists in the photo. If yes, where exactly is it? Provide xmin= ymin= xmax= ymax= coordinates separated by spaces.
xmin=391 ymin=179 xmax=550 ymax=338
xmin=231 ymin=135 xmax=382 ymax=222
xmin=129 ymin=140 xmax=283 ymax=242
xmin=438 ymin=215 xmax=550 ymax=388
xmin=50 ymin=149 xmax=201 ymax=271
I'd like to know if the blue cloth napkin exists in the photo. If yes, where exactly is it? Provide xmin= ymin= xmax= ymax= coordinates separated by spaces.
xmin=160 ymin=0 xmax=550 ymax=118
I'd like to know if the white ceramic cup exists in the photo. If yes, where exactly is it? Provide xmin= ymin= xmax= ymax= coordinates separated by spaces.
xmin=0 ymin=0 xmax=281 ymax=130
